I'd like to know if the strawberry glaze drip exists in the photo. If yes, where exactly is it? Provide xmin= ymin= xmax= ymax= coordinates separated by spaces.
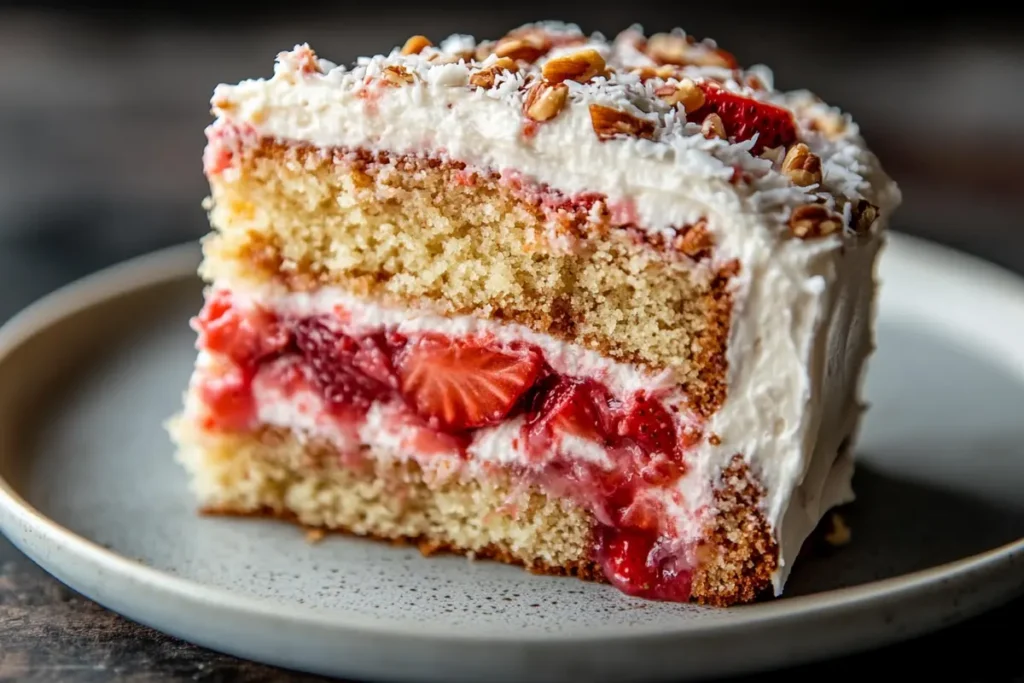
xmin=192 ymin=291 xmax=705 ymax=601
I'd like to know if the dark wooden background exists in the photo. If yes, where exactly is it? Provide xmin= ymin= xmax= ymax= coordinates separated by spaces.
xmin=1 ymin=4 xmax=1023 ymax=681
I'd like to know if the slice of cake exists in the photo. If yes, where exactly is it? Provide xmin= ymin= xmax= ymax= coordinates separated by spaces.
xmin=168 ymin=21 xmax=900 ymax=606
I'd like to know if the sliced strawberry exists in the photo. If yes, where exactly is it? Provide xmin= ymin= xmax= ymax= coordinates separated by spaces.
xmin=618 ymin=393 xmax=680 ymax=457
xmin=293 ymin=318 xmax=391 ymax=408
xmin=526 ymin=377 xmax=612 ymax=445
xmin=350 ymin=334 xmax=399 ymax=389
xmin=397 ymin=336 xmax=543 ymax=431
xmin=688 ymin=83 xmax=797 ymax=153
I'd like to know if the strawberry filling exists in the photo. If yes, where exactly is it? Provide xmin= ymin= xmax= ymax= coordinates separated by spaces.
xmin=193 ymin=290 xmax=707 ymax=601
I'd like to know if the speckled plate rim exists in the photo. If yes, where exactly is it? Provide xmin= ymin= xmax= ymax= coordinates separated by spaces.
xmin=0 ymin=232 xmax=1022 ymax=646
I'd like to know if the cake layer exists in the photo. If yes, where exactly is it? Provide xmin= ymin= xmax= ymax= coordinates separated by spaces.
xmin=168 ymin=419 xmax=779 ymax=605
xmin=202 ymin=132 xmax=734 ymax=416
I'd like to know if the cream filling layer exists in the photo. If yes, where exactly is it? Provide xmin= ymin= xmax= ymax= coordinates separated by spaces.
xmin=229 ymin=282 xmax=683 ymax=401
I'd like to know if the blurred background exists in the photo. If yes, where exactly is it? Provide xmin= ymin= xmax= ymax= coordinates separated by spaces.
xmin=1 ymin=1 xmax=1023 ymax=323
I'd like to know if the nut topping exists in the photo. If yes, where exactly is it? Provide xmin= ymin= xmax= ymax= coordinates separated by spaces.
xmin=469 ymin=57 xmax=519 ymax=88
xmin=824 ymin=513 xmax=852 ymax=547
xmin=400 ymin=35 xmax=432 ymax=56
xmin=646 ymin=33 xmax=692 ymax=65
xmin=381 ymin=65 xmax=415 ymax=86
xmin=473 ymin=41 xmax=496 ymax=61
xmin=700 ymin=113 xmax=727 ymax=140
xmin=673 ymin=220 xmax=714 ymax=259
xmin=541 ymin=49 xmax=607 ymax=84
xmin=524 ymin=82 xmax=569 ymax=122
xmin=494 ymin=32 xmax=551 ymax=63
xmin=646 ymin=33 xmax=735 ymax=68
xmin=811 ymin=112 xmax=848 ymax=139
xmin=850 ymin=199 xmax=879 ymax=233
xmin=630 ymin=65 xmax=678 ymax=81
xmin=589 ymin=104 xmax=656 ymax=141
xmin=789 ymin=204 xmax=841 ymax=239
xmin=781 ymin=143 xmax=822 ymax=187
xmin=654 ymin=78 xmax=705 ymax=113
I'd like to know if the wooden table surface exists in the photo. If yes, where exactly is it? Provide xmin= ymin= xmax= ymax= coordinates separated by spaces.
xmin=1 ymin=7 xmax=1023 ymax=681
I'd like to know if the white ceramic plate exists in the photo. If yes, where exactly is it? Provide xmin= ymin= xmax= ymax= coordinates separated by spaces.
xmin=0 ymin=233 xmax=1022 ymax=682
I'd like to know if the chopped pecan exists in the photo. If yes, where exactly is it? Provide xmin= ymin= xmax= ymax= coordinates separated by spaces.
xmin=781 ymin=143 xmax=823 ymax=187
xmin=850 ymin=199 xmax=879 ymax=233
xmin=646 ymin=33 xmax=692 ymax=65
xmin=673 ymin=220 xmax=714 ymax=259
xmin=654 ymin=78 xmax=705 ymax=113
xmin=701 ymin=113 xmax=727 ymax=140
xmin=381 ymin=65 xmax=414 ymax=86
xmin=469 ymin=57 xmax=519 ymax=89
xmin=524 ymin=81 xmax=569 ymax=122
xmin=811 ymin=112 xmax=848 ymax=139
xmin=541 ymin=49 xmax=607 ymax=84
xmin=646 ymin=33 xmax=735 ymax=68
xmin=400 ymin=35 xmax=432 ymax=56
xmin=589 ymin=104 xmax=656 ymax=141
xmin=630 ymin=65 xmax=678 ymax=81
xmin=494 ymin=31 xmax=551 ymax=63
xmin=789 ymin=204 xmax=841 ymax=238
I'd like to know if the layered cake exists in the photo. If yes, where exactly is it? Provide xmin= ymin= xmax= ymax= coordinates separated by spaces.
xmin=168 ymin=21 xmax=901 ymax=605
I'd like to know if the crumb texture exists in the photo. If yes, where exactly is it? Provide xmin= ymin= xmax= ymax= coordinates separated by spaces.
xmin=168 ymin=416 xmax=777 ymax=605
xmin=201 ymin=141 xmax=733 ymax=415
xmin=691 ymin=454 xmax=778 ymax=605
xmin=169 ymin=418 xmax=596 ymax=574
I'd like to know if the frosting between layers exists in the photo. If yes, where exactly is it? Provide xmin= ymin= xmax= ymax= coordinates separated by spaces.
xmin=229 ymin=283 xmax=682 ymax=400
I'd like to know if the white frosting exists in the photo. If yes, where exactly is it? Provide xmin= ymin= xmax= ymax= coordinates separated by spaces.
xmin=201 ymin=21 xmax=902 ymax=596
xmin=208 ymin=24 xmax=899 ymax=240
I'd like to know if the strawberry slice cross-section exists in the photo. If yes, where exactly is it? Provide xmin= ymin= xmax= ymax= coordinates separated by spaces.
xmin=398 ymin=335 xmax=544 ymax=432
xmin=687 ymin=83 xmax=797 ymax=154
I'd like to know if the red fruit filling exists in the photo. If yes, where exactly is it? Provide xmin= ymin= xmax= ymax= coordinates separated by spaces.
xmin=595 ymin=526 xmax=693 ymax=602
xmin=192 ymin=292 xmax=702 ymax=601
xmin=688 ymin=83 xmax=797 ymax=154
xmin=398 ymin=335 xmax=543 ymax=431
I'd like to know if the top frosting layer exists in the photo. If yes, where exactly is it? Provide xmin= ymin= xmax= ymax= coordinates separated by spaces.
xmin=209 ymin=20 xmax=901 ymax=243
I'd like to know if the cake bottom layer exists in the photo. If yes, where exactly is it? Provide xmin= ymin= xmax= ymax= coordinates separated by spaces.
xmin=169 ymin=416 xmax=778 ymax=606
